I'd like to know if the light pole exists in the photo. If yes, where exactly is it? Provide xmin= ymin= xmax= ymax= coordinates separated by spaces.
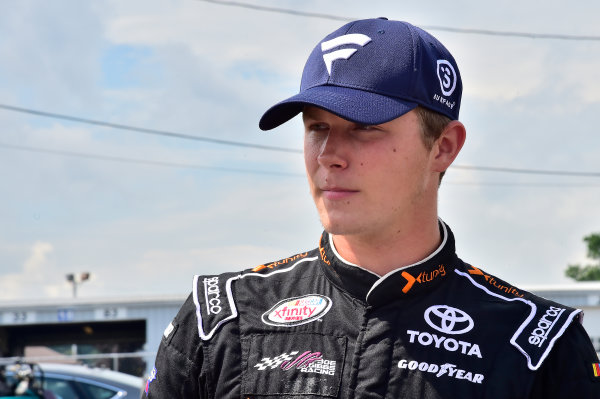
xmin=66 ymin=272 xmax=90 ymax=298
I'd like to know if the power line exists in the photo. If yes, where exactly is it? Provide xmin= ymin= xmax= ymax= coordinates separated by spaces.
xmin=0 ymin=104 xmax=302 ymax=154
xmin=451 ymin=164 xmax=600 ymax=178
xmin=445 ymin=181 xmax=600 ymax=187
xmin=197 ymin=0 xmax=600 ymax=42
xmin=2 ymin=103 xmax=599 ymax=178
xmin=198 ymin=0 xmax=350 ymax=22
xmin=2 ymin=142 xmax=600 ymax=185
xmin=0 ymin=142 xmax=304 ymax=177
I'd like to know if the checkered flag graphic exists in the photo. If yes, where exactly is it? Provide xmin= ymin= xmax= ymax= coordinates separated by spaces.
xmin=254 ymin=351 xmax=299 ymax=370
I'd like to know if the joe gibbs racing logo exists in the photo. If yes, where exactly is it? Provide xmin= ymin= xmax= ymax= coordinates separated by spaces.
xmin=262 ymin=294 xmax=332 ymax=327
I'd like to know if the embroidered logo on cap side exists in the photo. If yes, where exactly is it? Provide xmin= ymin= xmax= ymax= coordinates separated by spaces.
xmin=436 ymin=60 xmax=457 ymax=96
xmin=321 ymin=34 xmax=372 ymax=75
xmin=262 ymin=294 xmax=332 ymax=327
xmin=424 ymin=305 xmax=474 ymax=335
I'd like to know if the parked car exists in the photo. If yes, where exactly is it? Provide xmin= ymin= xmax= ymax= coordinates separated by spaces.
xmin=1 ymin=362 xmax=143 ymax=399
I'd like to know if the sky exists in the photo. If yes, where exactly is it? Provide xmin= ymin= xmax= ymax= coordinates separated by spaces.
xmin=1 ymin=0 xmax=600 ymax=301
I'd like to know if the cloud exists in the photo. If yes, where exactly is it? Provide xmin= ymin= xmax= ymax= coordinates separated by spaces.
xmin=2 ymin=0 xmax=600 ymax=302
xmin=23 ymin=241 xmax=54 ymax=274
xmin=0 ymin=1 xmax=106 ymax=108
xmin=0 ymin=241 xmax=69 ymax=299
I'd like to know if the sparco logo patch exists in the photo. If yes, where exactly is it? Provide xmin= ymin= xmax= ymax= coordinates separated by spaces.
xmin=398 ymin=359 xmax=484 ymax=384
xmin=528 ymin=306 xmax=565 ymax=347
xmin=262 ymin=295 xmax=332 ymax=327
xmin=424 ymin=305 xmax=474 ymax=335
xmin=203 ymin=277 xmax=222 ymax=315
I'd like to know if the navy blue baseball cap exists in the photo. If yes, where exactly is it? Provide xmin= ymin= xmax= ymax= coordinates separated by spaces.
xmin=259 ymin=18 xmax=462 ymax=130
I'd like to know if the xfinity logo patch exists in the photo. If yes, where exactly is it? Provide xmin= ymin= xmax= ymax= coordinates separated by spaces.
xmin=321 ymin=34 xmax=372 ymax=75
xmin=424 ymin=305 xmax=474 ymax=335
xmin=262 ymin=294 xmax=332 ymax=327
xmin=401 ymin=264 xmax=446 ymax=293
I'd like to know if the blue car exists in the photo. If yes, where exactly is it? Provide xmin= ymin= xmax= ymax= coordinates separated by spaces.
xmin=1 ymin=362 xmax=143 ymax=398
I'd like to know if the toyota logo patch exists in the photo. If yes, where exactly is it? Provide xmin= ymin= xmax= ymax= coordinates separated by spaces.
xmin=424 ymin=305 xmax=474 ymax=335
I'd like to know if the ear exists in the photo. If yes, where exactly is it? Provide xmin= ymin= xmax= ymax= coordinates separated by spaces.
xmin=431 ymin=121 xmax=466 ymax=173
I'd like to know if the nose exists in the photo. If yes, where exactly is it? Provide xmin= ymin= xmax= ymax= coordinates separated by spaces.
xmin=317 ymin=130 xmax=348 ymax=169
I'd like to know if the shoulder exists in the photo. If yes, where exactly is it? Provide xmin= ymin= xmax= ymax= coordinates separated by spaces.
xmin=453 ymin=264 xmax=584 ymax=371
xmin=192 ymin=249 xmax=320 ymax=340
xmin=529 ymin=321 xmax=600 ymax=396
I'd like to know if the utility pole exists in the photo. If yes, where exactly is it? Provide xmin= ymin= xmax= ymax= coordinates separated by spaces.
xmin=66 ymin=272 xmax=91 ymax=298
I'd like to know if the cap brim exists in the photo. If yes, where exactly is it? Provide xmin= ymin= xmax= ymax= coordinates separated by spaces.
xmin=259 ymin=85 xmax=418 ymax=131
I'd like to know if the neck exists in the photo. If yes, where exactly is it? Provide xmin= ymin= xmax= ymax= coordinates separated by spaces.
xmin=331 ymin=215 xmax=442 ymax=276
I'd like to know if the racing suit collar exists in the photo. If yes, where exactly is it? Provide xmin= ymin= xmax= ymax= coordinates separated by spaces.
xmin=318 ymin=220 xmax=457 ymax=306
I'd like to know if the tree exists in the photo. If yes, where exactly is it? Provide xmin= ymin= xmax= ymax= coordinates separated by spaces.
xmin=565 ymin=233 xmax=600 ymax=281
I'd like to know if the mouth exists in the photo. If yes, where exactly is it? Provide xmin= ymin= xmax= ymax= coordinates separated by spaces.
xmin=320 ymin=187 xmax=359 ymax=201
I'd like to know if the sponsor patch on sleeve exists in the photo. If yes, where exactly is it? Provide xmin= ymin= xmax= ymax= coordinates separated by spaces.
xmin=512 ymin=301 xmax=581 ymax=370
xmin=145 ymin=366 xmax=157 ymax=397
xmin=593 ymin=362 xmax=600 ymax=378
xmin=193 ymin=272 xmax=240 ymax=341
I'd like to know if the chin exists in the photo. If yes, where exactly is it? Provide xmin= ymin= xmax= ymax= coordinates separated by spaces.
xmin=320 ymin=217 xmax=363 ymax=237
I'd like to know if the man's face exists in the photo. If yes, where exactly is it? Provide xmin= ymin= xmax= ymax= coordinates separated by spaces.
xmin=303 ymin=106 xmax=438 ymax=239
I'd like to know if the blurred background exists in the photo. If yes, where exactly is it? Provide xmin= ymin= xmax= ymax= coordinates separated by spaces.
xmin=1 ymin=0 xmax=599 ymax=381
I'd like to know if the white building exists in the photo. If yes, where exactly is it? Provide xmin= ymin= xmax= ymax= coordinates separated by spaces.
xmin=2 ymin=283 xmax=600 ymax=377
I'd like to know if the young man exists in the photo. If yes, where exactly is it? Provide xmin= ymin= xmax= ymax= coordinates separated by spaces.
xmin=146 ymin=18 xmax=600 ymax=398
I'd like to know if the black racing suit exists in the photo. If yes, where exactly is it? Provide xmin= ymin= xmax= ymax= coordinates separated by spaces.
xmin=145 ymin=222 xmax=600 ymax=398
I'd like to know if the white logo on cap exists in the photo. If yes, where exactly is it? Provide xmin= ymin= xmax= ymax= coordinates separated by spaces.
xmin=436 ymin=60 xmax=457 ymax=96
xmin=321 ymin=34 xmax=372 ymax=75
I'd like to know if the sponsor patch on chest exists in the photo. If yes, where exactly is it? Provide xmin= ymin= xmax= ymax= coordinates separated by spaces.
xmin=242 ymin=333 xmax=346 ymax=397
xmin=398 ymin=359 xmax=484 ymax=384
xmin=261 ymin=294 xmax=332 ymax=327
